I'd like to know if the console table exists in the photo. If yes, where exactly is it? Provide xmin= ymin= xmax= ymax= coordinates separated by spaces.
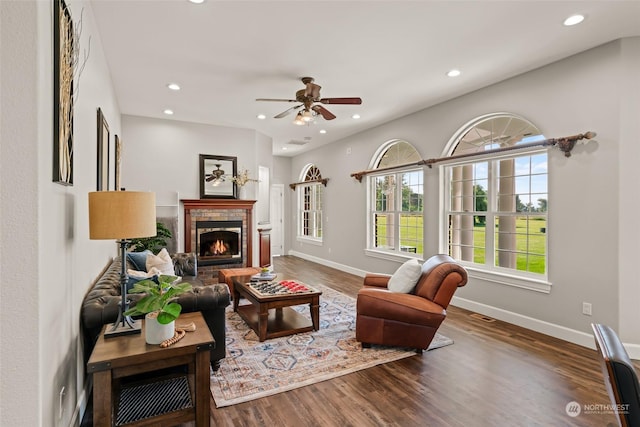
xmin=87 ymin=312 xmax=214 ymax=427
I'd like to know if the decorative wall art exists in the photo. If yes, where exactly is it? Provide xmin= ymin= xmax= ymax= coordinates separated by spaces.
xmin=200 ymin=154 xmax=237 ymax=199
xmin=53 ymin=0 xmax=74 ymax=185
xmin=96 ymin=108 xmax=110 ymax=191
xmin=114 ymin=135 xmax=122 ymax=191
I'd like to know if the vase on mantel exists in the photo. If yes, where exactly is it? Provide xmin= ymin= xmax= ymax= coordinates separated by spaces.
xmin=145 ymin=312 xmax=175 ymax=345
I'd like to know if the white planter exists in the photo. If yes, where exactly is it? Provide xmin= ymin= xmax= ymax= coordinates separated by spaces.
xmin=145 ymin=312 xmax=175 ymax=345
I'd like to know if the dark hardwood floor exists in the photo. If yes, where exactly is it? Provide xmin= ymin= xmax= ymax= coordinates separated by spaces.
xmin=84 ymin=255 xmax=626 ymax=426
xmin=204 ymin=256 xmax=622 ymax=427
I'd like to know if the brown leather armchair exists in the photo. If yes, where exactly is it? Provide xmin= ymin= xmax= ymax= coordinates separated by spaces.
xmin=356 ymin=254 xmax=468 ymax=352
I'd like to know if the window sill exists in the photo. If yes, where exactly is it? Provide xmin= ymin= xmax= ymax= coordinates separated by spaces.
xmin=296 ymin=236 xmax=323 ymax=246
xmin=463 ymin=265 xmax=552 ymax=293
xmin=365 ymin=248 xmax=422 ymax=263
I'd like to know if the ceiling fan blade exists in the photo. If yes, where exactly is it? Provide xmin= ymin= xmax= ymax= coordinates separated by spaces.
xmin=205 ymin=176 xmax=214 ymax=182
xmin=319 ymin=97 xmax=362 ymax=105
xmin=256 ymin=98 xmax=298 ymax=103
xmin=312 ymin=105 xmax=336 ymax=120
xmin=274 ymin=104 xmax=302 ymax=119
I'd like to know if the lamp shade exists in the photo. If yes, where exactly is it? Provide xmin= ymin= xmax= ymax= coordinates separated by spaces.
xmin=89 ymin=191 xmax=157 ymax=240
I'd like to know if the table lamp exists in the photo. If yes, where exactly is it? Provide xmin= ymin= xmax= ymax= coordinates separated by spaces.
xmin=89 ymin=191 xmax=156 ymax=337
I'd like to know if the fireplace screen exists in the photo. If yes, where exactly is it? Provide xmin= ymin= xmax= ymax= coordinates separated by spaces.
xmin=196 ymin=220 xmax=242 ymax=266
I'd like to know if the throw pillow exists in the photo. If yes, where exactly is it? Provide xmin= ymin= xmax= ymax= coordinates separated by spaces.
xmin=126 ymin=267 xmax=162 ymax=291
xmin=126 ymin=250 xmax=151 ymax=272
xmin=145 ymin=248 xmax=175 ymax=276
xmin=388 ymin=258 xmax=422 ymax=293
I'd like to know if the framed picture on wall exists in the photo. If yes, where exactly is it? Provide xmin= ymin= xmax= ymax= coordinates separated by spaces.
xmin=96 ymin=108 xmax=109 ymax=191
xmin=114 ymin=135 xmax=122 ymax=191
xmin=199 ymin=154 xmax=237 ymax=199
xmin=52 ymin=0 xmax=74 ymax=186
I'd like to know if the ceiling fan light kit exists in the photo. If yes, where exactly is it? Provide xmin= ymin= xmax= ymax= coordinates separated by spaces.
xmin=257 ymin=77 xmax=362 ymax=125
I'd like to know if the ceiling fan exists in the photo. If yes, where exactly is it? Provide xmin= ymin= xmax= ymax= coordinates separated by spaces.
xmin=205 ymin=164 xmax=226 ymax=186
xmin=256 ymin=77 xmax=362 ymax=124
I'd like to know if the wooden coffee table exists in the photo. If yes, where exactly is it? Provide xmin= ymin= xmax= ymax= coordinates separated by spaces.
xmin=232 ymin=277 xmax=322 ymax=341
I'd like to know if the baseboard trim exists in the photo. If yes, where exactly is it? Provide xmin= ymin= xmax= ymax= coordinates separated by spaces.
xmin=72 ymin=378 xmax=91 ymax=427
xmin=452 ymin=296 xmax=640 ymax=360
xmin=287 ymin=250 xmax=368 ymax=278
xmin=285 ymin=252 xmax=640 ymax=360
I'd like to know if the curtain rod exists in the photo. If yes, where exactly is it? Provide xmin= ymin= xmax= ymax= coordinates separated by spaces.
xmin=289 ymin=178 xmax=329 ymax=190
xmin=350 ymin=131 xmax=596 ymax=182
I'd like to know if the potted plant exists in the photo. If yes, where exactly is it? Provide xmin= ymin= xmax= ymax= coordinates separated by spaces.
xmin=124 ymin=275 xmax=192 ymax=344
xmin=129 ymin=222 xmax=172 ymax=254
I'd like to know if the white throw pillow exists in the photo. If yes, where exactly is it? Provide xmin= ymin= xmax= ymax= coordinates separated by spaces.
xmin=387 ymin=259 xmax=422 ymax=293
xmin=128 ymin=267 xmax=163 ymax=278
xmin=145 ymin=248 xmax=175 ymax=276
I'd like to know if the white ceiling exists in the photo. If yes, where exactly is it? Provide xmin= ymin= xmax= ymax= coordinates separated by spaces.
xmin=90 ymin=0 xmax=640 ymax=156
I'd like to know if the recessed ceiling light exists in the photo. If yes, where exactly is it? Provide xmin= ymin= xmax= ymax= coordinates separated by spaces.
xmin=447 ymin=69 xmax=461 ymax=77
xmin=352 ymin=114 xmax=360 ymax=120
xmin=282 ymin=146 xmax=288 ymax=150
xmin=563 ymin=14 xmax=585 ymax=26
xmin=167 ymin=83 xmax=180 ymax=91
xmin=163 ymin=109 xmax=174 ymax=115
xmin=188 ymin=0 xmax=205 ymax=4
xmin=257 ymin=114 xmax=266 ymax=120
xmin=319 ymin=129 xmax=327 ymax=134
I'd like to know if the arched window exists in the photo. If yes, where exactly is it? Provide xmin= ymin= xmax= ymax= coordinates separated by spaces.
xmin=367 ymin=140 xmax=423 ymax=259
xmin=443 ymin=113 xmax=548 ymax=282
xmin=297 ymin=164 xmax=324 ymax=243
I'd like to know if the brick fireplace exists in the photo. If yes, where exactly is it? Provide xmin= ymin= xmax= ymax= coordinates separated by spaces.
xmin=182 ymin=199 xmax=256 ymax=284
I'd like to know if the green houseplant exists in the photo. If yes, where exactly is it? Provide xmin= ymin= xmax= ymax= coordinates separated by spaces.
xmin=124 ymin=275 xmax=192 ymax=324
xmin=129 ymin=222 xmax=172 ymax=254
xmin=124 ymin=275 xmax=192 ymax=344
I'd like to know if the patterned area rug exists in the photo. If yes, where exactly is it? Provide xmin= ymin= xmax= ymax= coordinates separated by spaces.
xmin=210 ymin=283 xmax=453 ymax=407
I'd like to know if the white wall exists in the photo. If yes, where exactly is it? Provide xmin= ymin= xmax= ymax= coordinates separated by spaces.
xmin=121 ymin=115 xmax=271 ymax=260
xmin=288 ymin=39 xmax=640 ymax=352
xmin=617 ymin=36 xmax=640 ymax=347
xmin=1 ymin=1 xmax=123 ymax=425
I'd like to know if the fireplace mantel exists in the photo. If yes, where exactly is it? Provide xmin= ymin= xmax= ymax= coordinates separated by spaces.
xmin=182 ymin=199 xmax=256 ymax=210
xmin=182 ymin=199 xmax=256 ymax=279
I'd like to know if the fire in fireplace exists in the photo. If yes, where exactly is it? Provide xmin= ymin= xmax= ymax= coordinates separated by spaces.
xmin=195 ymin=220 xmax=242 ymax=266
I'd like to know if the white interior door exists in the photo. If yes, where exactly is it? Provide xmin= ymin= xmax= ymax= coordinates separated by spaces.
xmin=270 ymin=184 xmax=284 ymax=256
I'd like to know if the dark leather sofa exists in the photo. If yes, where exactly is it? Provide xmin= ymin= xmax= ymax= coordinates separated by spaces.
xmin=80 ymin=253 xmax=230 ymax=369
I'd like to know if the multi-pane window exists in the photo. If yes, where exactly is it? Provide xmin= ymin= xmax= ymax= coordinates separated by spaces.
xmin=444 ymin=114 xmax=548 ymax=277
xmin=300 ymin=184 xmax=322 ymax=239
xmin=369 ymin=141 xmax=423 ymax=257
xmin=298 ymin=165 xmax=323 ymax=241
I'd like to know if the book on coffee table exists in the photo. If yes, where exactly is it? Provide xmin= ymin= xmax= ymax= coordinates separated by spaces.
xmin=250 ymin=272 xmax=277 ymax=281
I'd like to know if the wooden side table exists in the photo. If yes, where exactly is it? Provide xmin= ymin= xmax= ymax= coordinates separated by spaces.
xmin=87 ymin=312 xmax=214 ymax=427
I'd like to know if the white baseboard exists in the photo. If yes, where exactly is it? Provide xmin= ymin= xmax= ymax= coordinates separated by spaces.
xmin=285 ymin=251 xmax=640 ymax=359
xmin=451 ymin=296 xmax=596 ymax=348
xmin=71 ymin=378 xmax=91 ymax=427
xmin=287 ymin=250 xmax=368 ymax=278
xmin=450 ymin=296 xmax=640 ymax=360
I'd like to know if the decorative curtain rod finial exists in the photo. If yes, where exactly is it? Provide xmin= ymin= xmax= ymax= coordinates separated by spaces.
xmin=555 ymin=131 xmax=597 ymax=157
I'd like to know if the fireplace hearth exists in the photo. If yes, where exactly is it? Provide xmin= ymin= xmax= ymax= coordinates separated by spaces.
xmin=196 ymin=220 xmax=242 ymax=266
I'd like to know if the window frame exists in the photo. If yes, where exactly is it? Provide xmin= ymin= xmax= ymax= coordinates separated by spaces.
xmin=296 ymin=165 xmax=324 ymax=245
xmin=440 ymin=148 xmax=551 ymax=293
xmin=366 ymin=165 xmax=424 ymax=261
